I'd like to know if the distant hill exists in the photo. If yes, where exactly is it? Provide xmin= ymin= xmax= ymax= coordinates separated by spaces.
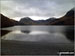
xmin=19 ymin=17 xmax=57 ymax=25
xmin=50 ymin=8 xmax=74 ymax=25
xmin=19 ymin=17 xmax=35 ymax=25
xmin=0 ymin=14 xmax=24 ymax=28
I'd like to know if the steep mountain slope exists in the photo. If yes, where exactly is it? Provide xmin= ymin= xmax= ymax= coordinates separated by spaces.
xmin=1 ymin=14 xmax=15 ymax=28
xmin=0 ymin=14 xmax=24 ymax=28
xmin=50 ymin=8 xmax=74 ymax=25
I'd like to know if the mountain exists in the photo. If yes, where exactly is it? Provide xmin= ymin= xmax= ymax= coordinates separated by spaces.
xmin=45 ymin=18 xmax=58 ymax=25
xmin=19 ymin=17 xmax=35 ymax=25
xmin=1 ymin=14 xmax=15 ymax=28
xmin=19 ymin=17 xmax=57 ymax=25
xmin=0 ymin=14 xmax=24 ymax=28
xmin=50 ymin=8 xmax=74 ymax=25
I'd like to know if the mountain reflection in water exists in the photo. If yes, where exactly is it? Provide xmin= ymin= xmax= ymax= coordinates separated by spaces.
xmin=1 ymin=26 xmax=74 ymax=43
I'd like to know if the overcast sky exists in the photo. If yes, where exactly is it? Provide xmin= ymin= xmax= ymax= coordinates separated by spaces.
xmin=1 ymin=0 xmax=75 ymax=21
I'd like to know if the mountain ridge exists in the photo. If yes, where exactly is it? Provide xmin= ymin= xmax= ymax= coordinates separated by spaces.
xmin=1 ymin=8 xmax=74 ymax=28
xmin=19 ymin=8 xmax=74 ymax=25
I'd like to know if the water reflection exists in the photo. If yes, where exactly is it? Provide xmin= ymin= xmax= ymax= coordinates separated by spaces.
xmin=21 ymin=30 xmax=30 ymax=34
xmin=1 ymin=30 xmax=11 ymax=36
xmin=29 ymin=31 xmax=49 ymax=35
xmin=1 ymin=26 xmax=74 ymax=43
xmin=1 ymin=26 xmax=66 ymax=31
xmin=64 ymin=26 xmax=74 ymax=42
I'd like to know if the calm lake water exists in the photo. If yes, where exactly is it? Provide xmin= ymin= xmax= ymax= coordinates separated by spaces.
xmin=1 ymin=26 xmax=74 ymax=44
xmin=1 ymin=26 xmax=74 ymax=55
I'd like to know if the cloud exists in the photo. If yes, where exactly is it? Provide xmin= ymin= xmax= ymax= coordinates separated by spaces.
xmin=1 ymin=0 xmax=74 ymax=20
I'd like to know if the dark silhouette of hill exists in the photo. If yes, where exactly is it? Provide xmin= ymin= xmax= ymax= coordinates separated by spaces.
xmin=0 ymin=14 xmax=24 ymax=28
xmin=1 ymin=14 xmax=15 ymax=28
xmin=19 ymin=17 xmax=35 ymax=25
xmin=50 ymin=8 xmax=74 ymax=25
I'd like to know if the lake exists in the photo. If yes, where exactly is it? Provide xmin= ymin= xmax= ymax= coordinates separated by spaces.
xmin=1 ymin=26 xmax=74 ymax=55
xmin=1 ymin=25 xmax=74 ymax=43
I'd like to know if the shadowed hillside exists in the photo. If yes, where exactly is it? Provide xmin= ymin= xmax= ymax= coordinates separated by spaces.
xmin=0 ymin=14 xmax=24 ymax=28
xmin=1 ymin=14 xmax=15 ymax=28
xmin=50 ymin=8 xmax=74 ymax=25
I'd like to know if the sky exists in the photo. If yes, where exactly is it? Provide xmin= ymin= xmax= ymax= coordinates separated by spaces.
xmin=1 ymin=0 xmax=75 ymax=21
